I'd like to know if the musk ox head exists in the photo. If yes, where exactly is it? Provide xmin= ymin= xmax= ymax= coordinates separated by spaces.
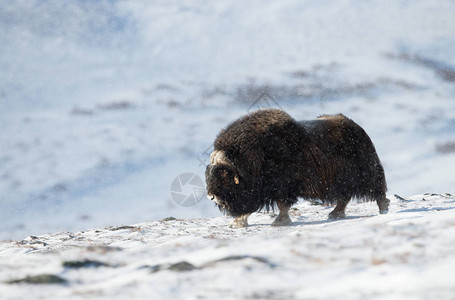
xmin=205 ymin=150 xmax=249 ymax=216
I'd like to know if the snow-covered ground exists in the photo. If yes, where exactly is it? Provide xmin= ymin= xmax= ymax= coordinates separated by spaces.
xmin=1 ymin=0 xmax=455 ymax=242
xmin=1 ymin=194 xmax=454 ymax=299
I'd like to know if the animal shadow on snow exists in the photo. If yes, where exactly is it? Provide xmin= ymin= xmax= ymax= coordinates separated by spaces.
xmin=397 ymin=207 xmax=455 ymax=213
xmin=293 ymin=214 xmax=376 ymax=226
xmin=248 ymin=214 xmax=376 ymax=227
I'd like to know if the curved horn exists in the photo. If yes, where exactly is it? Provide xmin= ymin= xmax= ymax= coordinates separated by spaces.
xmin=210 ymin=150 xmax=244 ymax=181
xmin=210 ymin=150 xmax=232 ymax=165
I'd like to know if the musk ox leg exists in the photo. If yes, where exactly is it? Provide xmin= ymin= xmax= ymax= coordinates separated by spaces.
xmin=229 ymin=214 xmax=251 ymax=228
xmin=328 ymin=198 xmax=350 ymax=220
xmin=271 ymin=202 xmax=293 ymax=226
xmin=377 ymin=197 xmax=390 ymax=214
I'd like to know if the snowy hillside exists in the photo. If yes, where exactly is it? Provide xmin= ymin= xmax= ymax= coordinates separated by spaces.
xmin=1 ymin=194 xmax=454 ymax=299
xmin=1 ymin=0 xmax=455 ymax=240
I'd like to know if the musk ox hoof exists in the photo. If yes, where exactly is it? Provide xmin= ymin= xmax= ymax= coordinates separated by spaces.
xmin=328 ymin=211 xmax=346 ymax=220
xmin=379 ymin=208 xmax=389 ymax=214
xmin=271 ymin=214 xmax=293 ymax=226
xmin=229 ymin=221 xmax=247 ymax=228
xmin=229 ymin=215 xmax=250 ymax=228
xmin=378 ymin=198 xmax=390 ymax=214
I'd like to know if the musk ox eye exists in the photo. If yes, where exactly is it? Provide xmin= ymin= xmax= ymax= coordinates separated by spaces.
xmin=216 ymin=167 xmax=238 ymax=186
xmin=220 ymin=169 xmax=229 ymax=178
xmin=218 ymin=169 xmax=231 ymax=185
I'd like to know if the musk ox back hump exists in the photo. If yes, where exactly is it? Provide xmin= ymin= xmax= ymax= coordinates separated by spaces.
xmin=214 ymin=109 xmax=303 ymax=178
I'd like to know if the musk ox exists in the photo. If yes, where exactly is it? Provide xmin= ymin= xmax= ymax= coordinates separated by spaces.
xmin=205 ymin=108 xmax=389 ymax=227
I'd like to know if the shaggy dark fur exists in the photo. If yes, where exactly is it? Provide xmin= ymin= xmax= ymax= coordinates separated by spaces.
xmin=205 ymin=108 xmax=389 ymax=226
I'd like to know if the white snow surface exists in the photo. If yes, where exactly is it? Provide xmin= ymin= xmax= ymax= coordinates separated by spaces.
xmin=1 ymin=0 xmax=455 ymax=241
xmin=1 ymin=194 xmax=454 ymax=299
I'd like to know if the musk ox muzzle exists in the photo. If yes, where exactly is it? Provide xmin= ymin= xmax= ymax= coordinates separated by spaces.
xmin=205 ymin=108 xmax=389 ymax=228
